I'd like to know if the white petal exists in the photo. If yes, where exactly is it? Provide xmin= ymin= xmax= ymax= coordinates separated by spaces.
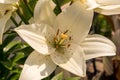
xmin=0 ymin=11 xmax=12 ymax=44
xmin=80 ymin=0 xmax=99 ymax=10
xmin=34 ymin=0 xmax=56 ymax=26
xmin=80 ymin=34 xmax=116 ymax=60
xmin=51 ymin=44 xmax=86 ymax=77
xmin=96 ymin=0 xmax=120 ymax=5
xmin=95 ymin=6 xmax=120 ymax=15
xmin=80 ymin=0 xmax=120 ymax=15
xmin=19 ymin=51 xmax=56 ymax=80
xmin=15 ymin=23 xmax=55 ymax=55
xmin=54 ymin=1 xmax=93 ymax=43
xmin=0 ymin=3 xmax=12 ymax=16
xmin=95 ymin=0 xmax=120 ymax=15
xmin=99 ymin=5 xmax=120 ymax=10
xmin=0 ymin=0 xmax=18 ymax=4
xmin=83 ymin=0 xmax=120 ymax=9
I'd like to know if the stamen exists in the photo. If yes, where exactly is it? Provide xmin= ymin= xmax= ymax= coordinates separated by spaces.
xmin=56 ymin=29 xmax=59 ymax=36
xmin=54 ymin=37 xmax=58 ymax=43
xmin=5 ymin=10 xmax=10 ymax=15
xmin=53 ymin=29 xmax=71 ymax=49
xmin=56 ymin=45 xmax=59 ymax=48
xmin=64 ymin=30 xmax=68 ymax=34
xmin=69 ymin=36 xmax=71 ymax=41
xmin=67 ymin=44 xmax=71 ymax=48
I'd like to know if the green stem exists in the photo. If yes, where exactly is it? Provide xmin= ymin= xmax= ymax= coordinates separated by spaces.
xmin=10 ymin=16 xmax=19 ymax=27
xmin=21 ymin=0 xmax=33 ymax=16
xmin=56 ymin=0 xmax=62 ymax=12
xmin=54 ymin=0 xmax=62 ymax=15
xmin=16 ymin=8 xmax=29 ymax=24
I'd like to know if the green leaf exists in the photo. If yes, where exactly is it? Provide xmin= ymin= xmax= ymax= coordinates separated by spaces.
xmin=16 ymin=46 xmax=33 ymax=64
xmin=19 ymin=0 xmax=33 ymax=19
xmin=65 ymin=77 xmax=80 ymax=80
xmin=53 ymin=0 xmax=62 ymax=15
xmin=2 ymin=33 xmax=17 ymax=47
xmin=17 ymin=0 xmax=33 ymax=24
xmin=0 ymin=60 xmax=14 ymax=70
xmin=53 ymin=0 xmax=72 ymax=6
xmin=19 ymin=46 xmax=33 ymax=57
xmin=8 ymin=73 xmax=20 ymax=80
xmin=12 ymin=52 xmax=24 ymax=62
xmin=3 ymin=40 xmax=21 ymax=53
xmin=11 ymin=69 xmax=21 ymax=74
xmin=27 ymin=0 xmax=38 ymax=13
xmin=51 ymin=72 xmax=63 ymax=80
xmin=93 ymin=14 xmax=112 ymax=38
xmin=53 ymin=0 xmax=72 ymax=15
xmin=59 ymin=0 xmax=72 ymax=6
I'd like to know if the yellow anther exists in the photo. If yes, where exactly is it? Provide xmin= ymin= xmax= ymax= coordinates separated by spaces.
xmin=81 ymin=0 xmax=87 ymax=4
xmin=61 ymin=33 xmax=68 ymax=39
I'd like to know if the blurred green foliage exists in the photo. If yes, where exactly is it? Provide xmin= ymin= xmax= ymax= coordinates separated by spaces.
xmin=0 ymin=0 xmax=36 ymax=79
xmin=0 ymin=32 xmax=33 ymax=80
xmin=93 ymin=13 xmax=112 ymax=38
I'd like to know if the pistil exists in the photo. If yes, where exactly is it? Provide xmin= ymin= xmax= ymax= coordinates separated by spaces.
xmin=53 ymin=29 xmax=71 ymax=49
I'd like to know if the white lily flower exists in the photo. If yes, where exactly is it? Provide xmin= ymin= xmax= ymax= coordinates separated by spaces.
xmin=0 ymin=0 xmax=18 ymax=44
xmin=15 ymin=0 xmax=116 ymax=80
xmin=79 ymin=0 xmax=120 ymax=15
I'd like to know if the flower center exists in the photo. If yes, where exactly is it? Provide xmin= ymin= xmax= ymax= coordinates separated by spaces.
xmin=53 ymin=29 xmax=71 ymax=49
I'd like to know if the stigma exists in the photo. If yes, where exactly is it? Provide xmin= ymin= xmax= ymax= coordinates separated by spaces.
xmin=61 ymin=33 xmax=68 ymax=39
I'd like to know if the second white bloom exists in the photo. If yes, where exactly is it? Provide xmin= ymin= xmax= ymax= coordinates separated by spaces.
xmin=79 ymin=0 xmax=120 ymax=15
